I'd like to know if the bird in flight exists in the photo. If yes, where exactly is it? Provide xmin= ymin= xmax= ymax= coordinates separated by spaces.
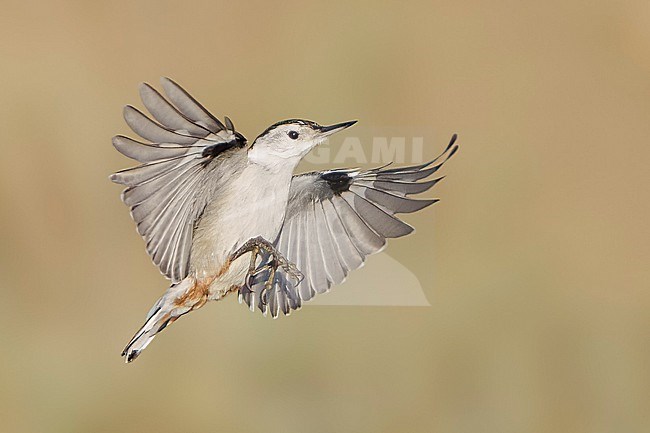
xmin=111 ymin=78 xmax=458 ymax=362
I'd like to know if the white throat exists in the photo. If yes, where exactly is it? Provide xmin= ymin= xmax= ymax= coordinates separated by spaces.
xmin=247 ymin=144 xmax=305 ymax=173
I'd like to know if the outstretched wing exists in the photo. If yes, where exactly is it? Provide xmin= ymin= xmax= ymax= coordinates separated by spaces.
xmin=240 ymin=134 xmax=459 ymax=317
xmin=110 ymin=78 xmax=247 ymax=283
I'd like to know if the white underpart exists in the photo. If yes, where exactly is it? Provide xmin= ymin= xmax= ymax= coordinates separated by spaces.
xmin=188 ymin=148 xmax=302 ymax=300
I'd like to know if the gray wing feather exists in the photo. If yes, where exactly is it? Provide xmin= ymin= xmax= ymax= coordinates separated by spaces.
xmin=240 ymin=134 xmax=459 ymax=317
xmin=331 ymin=194 xmax=385 ymax=255
xmin=305 ymin=204 xmax=329 ymax=294
xmin=112 ymin=136 xmax=190 ymax=163
xmin=356 ymin=177 xmax=444 ymax=196
xmin=313 ymin=201 xmax=346 ymax=285
xmin=343 ymin=192 xmax=414 ymax=238
xmin=139 ymin=83 xmax=212 ymax=136
xmin=160 ymin=77 xmax=226 ymax=131
xmin=349 ymin=184 xmax=438 ymax=213
xmin=321 ymin=198 xmax=364 ymax=273
xmin=111 ymin=79 xmax=246 ymax=283
xmin=123 ymin=105 xmax=199 ymax=145
xmin=293 ymin=212 xmax=314 ymax=301
xmin=111 ymin=156 xmax=193 ymax=186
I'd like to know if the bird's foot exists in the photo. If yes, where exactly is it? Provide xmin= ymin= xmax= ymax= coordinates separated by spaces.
xmin=232 ymin=236 xmax=302 ymax=305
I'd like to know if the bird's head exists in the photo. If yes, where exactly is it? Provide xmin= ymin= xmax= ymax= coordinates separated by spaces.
xmin=249 ymin=119 xmax=356 ymax=170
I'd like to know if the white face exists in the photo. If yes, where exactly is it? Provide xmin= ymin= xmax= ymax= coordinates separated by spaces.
xmin=253 ymin=123 xmax=325 ymax=160
xmin=248 ymin=120 xmax=356 ymax=171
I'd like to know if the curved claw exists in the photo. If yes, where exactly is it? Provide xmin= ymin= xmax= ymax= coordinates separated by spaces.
xmin=233 ymin=236 xmax=303 ymax=311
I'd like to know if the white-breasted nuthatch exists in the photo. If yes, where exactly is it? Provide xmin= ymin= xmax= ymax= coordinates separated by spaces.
xmin=111 ymin=78 xmax=458 ymax=362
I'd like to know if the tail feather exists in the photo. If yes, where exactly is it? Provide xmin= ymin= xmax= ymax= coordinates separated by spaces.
xmin=121 ymin=279 xmax=195 ymax=363
xmin=121 ymin=307 xmax=175 ymax=362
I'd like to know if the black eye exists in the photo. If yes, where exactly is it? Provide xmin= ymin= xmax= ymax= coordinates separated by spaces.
xmin=288 ymin=131 xmax=299 ymax=140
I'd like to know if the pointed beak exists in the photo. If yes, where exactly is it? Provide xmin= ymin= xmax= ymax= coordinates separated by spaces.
xmin=318 ymin=120 xmax=357 ymax=137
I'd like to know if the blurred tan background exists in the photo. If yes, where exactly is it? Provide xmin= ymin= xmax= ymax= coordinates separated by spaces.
xmin=0 ymin=1 xmax=649 ymax=432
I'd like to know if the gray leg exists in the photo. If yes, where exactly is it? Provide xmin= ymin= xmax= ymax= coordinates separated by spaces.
xmin=231 ymin=236 xmax=303 ymax=304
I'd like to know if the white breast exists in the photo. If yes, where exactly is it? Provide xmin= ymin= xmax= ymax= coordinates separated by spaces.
xmin=189 ymin=161 xmax=293 ymax=285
